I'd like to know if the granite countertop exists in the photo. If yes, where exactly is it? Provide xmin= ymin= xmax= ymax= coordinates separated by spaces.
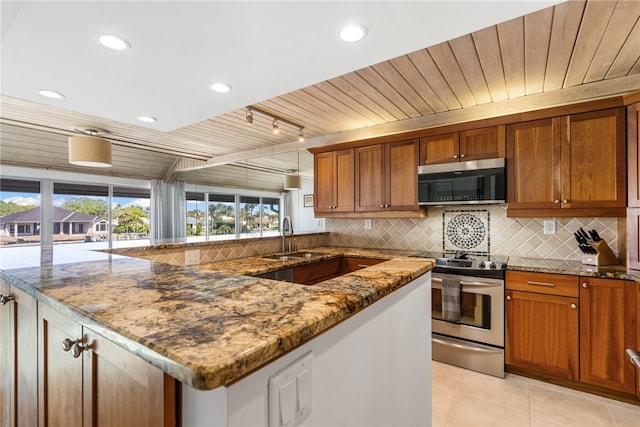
xmin=0 ymin=246 xmax=433 ymax=390
xmin=507 ymin=256 xmax=640 ymax=282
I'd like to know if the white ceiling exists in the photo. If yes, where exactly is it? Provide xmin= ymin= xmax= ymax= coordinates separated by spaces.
xmin=1 ymin=1 xmax=559 ymax=132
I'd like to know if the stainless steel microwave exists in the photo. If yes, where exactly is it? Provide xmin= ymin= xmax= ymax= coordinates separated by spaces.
xmin=417 ymin=158 xmax=506 ymax=206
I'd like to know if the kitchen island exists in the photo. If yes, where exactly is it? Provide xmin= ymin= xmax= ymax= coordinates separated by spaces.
xmin=0 ymin=245 xmax=433 ymax=426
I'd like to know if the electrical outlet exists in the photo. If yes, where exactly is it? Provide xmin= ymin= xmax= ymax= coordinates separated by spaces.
xmin=316 ymin=219 xmax=323 ymax=228
xmin=543 ymin=220 xmax=556 ymax=235
xmin=185 ymin=249 xmax=200 ymax=265
xmin=364 ymin=219 xmax=372 ymax=230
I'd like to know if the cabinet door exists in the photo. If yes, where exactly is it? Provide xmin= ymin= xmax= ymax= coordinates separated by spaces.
xmin=564 ymin=108 xmax=626 ymax=209
xmin=38 ymin=304 xmax=84 ymax=427
xmin=355 ymin=144 xmax=384 ymax=211
xmin=1 ymin=282 xmax=38 ymax=427
xmin=628 ymin=103 xmax=640 ymax=207
xmin=82 ymin=327 xmax=176 ymax=427
xmin=419 ymin=133 xmax=459 ymax=165
xmin=506 ymin=118 xmax=562 ymax=210
xmin=505 ymin=289 xmax=579 ymax=379
xmin=579 ymin=277 xmax=637 ymax=394
xmin=459 ymin=126 xmax=505 ymax=161
xmin=314 ymin=149 xmax=354 ymax=213
xmin=386 ymin=139 xmax=418 ymax=211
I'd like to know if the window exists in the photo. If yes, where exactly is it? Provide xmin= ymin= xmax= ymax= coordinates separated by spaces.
xmin=0 ymin=179 xmax=41 ymax=246
xmin=53 ymin=183 xmax=108 ymax=244
xmin=261 ymin=197 xmax=280 ymax=237
xmin=186 ymin=192 xmax=206 ymax=238
xmin=208 ymin=194 xmax=236 ymax=238
xmin=240 ymin=196 xmax=261 ymax=237
xmin=112 ymin=187 xmax=150 ymax=244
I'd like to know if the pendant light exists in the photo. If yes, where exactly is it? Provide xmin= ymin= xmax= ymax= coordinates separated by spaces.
xmin=284 ymin=150 xmax=302 ymax=190
xmin=68 ymin=128 xmax=112 ymax=167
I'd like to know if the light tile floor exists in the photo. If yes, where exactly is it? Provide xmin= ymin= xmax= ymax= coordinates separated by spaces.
xmin=432 ymin=361 xmax=640 ymax=427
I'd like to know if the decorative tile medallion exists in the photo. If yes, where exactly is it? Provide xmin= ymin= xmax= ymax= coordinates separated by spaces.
xmin=443 ymin=210 xmax=489 ymax=255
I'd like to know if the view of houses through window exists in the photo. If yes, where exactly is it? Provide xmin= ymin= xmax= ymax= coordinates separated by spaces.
xmin=2 ymin=178 xmax=282 ymax=248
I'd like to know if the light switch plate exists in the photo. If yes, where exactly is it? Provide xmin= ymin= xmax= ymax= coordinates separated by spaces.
xmin=364 ymin=219 xmax=372 ymax=230
xmin=185 ymin=249 xmax=200 ymax=265
xmin=268 ymin=352 xmax=313 ymax=427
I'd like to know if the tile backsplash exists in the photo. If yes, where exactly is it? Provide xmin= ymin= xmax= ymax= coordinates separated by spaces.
xmin=326 ymin=205 xmax=622 ymax=261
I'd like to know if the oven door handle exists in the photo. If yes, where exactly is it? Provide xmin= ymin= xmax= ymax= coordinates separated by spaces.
xmin=432 ymin=337 xmax=503 ymax=354
xmin=432 ymin=277 xmax=502 ymax=288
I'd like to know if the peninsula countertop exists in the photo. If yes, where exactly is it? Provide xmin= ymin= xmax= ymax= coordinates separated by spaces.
xmin=0 ymin=246 xmax=433 ymax=390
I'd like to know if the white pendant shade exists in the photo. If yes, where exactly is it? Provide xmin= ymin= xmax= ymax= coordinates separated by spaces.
xmin=68 ymin=136 xmax=112 ymax=167
xmin=284 ymin=174 xmax=302 ymax=190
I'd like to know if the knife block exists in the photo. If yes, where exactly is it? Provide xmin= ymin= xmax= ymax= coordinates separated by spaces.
xmin=581 ymin=240 xmax=619 ymax=266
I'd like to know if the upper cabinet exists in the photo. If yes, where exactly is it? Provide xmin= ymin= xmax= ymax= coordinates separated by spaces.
xmin=506 ymin=108 xmax=626 ymax=217
xmin=314 ymin=148 xmax=355 ymax=213
xmin=419 ymin=126 xmax=505 ymax=165
xmin=355 ymin=139 xmax=419 ymax=212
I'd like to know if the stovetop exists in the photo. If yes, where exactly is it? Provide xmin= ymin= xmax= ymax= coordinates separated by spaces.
xmin=411 ymin=251 xmax=508 ymax=277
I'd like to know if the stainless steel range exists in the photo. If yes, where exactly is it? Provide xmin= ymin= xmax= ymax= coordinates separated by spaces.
xmin=414 ymin=251 xmax=507 ymax=378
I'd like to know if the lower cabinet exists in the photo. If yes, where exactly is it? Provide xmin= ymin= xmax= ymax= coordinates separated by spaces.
xmin=506 ymin=271 xmax=639 ymax=397
xmin=1 ymin=280 xmax=38 ymax=427
xmin=1 ymin=287 xmax=178 ymax=427
xmin=505 ymin=271 xmax=579 ymax=379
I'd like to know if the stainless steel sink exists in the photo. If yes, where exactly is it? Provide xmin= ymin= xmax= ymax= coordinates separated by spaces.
xmin=260 ymin=252 xmax=326 ymax=261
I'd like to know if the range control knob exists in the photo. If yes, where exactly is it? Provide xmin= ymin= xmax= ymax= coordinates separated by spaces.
xmin=478 ymin=262 xmax=486 ymax=269
xmin=489 ymin=262 xmax=497 ymax=269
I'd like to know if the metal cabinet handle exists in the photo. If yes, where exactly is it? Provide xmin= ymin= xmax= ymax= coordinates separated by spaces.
xmin=506 ymin=295 xmax=512 ymax=301
xmin=460 ymin=154 xmax=466 ymax=158
xmin=570 ymin=303 xmax=577 ymax=309
xmin=0 ymin=294 xmax=14 ymax=305
xmin=72 ymin=342 xmax=90 ymax=358
xmin=527 ymin=280 xmax=555 ymax=287
xmin=62 ymin=338 xmax=89 ymax=358
xmin=563 ymin=199 xmax=569 ymax=204
xmin=453 ymin=155 xmax=458 ymax=159
xmin=62 ymin=338 xmax=80 ymax=352
xmin=554 ymin=200 xmax=561 ymax=204
xmin=626 ymin=349 xmax=640 ymax=370
xmin=582 ymin=282 xmax=589 ymax=288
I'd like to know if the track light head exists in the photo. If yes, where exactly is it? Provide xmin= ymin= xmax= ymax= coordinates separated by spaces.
xmin=246 ymin=109 xmax=253 ymax=124
xmin=272 ymin=119 xmax=280 ymax=134
xmin=298 ymin=128 xmax=305 ymax=142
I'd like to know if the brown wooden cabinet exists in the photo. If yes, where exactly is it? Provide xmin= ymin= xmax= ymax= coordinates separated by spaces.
xmin=506 ymin=108 xmax=626 ymax=217
xmin=293 ymin=257 xmax=385 ymax=285
xmin=419 ymin=126 xmax=505 ymax=165
xmin=505 ymin=271 xmax=579 ymax=379
xmin=314 ymin=148 xmax=354 ymax=213
xmin=579 ymin=277 xmax=637 ymax=394
xmin=37 ymin=303 xmax=177 ymax=427
xmin=355 ymin=139 xmax=418 ymax=212
xmin=0 ymin=280 xmax=38 ymax=427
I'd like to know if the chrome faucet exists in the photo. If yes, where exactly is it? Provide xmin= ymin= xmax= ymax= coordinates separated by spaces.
xmin=282 ymin=216 xmax=294 ymax=253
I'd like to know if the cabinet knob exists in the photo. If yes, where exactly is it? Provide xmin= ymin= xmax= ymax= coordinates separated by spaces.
xmin=554 ymin=200 xmax=561 ymax=204
xmin=571 ymin=303 xmax=577 ymax=310
xmin=460 ymin=154 xmax=466 ymax=158
xmin=506 ymin=295 xmax=512 ymax=301
xmin=62 ymin=338 xmax=80 ymax=352
xmin=563 ymin=199 xmax=569 ymax=204
xmin=453 ymin=155 xmax=458 ymax=159
xmin=72 ymin=342 xmax=90 ymax=358
xmin=0 ymin=294 xmax=14 ymax=305
xmin=582 ymin=282 xmax=589 ymax=288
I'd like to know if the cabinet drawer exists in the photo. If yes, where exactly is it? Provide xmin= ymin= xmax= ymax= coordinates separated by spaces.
xmin=506 ymin=271 xmax=578 ymax=297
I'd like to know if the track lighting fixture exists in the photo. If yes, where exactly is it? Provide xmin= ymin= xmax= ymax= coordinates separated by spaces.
xmin=245 ymin=106 xmax=305 ymax=142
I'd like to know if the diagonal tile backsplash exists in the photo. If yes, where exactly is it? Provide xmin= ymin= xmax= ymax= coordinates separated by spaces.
xmin=326 ymin=205 xmax=621 ymax=261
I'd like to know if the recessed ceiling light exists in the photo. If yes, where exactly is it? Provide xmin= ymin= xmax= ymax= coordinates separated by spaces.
xmin=339 ymin=24 xmax=367 ymax=42
xmin=97 ymin=34 xmax=131 ymax=50
xmin=136 ymin=116 xmax=157 ymax=123
xmin=38 ymin=89 xmax=65 ymax=99
xmin=210 ymin=82 xmax=232 ymax=93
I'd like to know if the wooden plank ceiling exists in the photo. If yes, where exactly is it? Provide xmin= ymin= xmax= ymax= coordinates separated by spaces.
xmin=1 ymin=0 xmax=639 ymax=192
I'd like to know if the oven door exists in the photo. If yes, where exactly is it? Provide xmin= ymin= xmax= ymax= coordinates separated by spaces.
xmin=431 ymin=272 xmax=504 ymax=347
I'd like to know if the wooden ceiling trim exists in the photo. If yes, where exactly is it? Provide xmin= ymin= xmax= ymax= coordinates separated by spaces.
xmin=544 ymin=0 xmax=585 ymax=92
xmin=586 ymin=0 xmax=640 ymax=82
xmin=306 ymin=82 xmax=382 ymax=126
xmin=496 ymin=17 xmax=525 ymax=99
xmin=328 ymin=74 xmax=400 ymax=122
xmin=406 ymin=49 xmax=462 ymax=110
xmin=428 ymin=42 xmax=477 ymax=107
xmin=607 ymin=18 xmax=640 ymax=78
xmin=470 ymin=26 xmax=508 ymax=103
xmin=388 ymin=55 xmax=446 ymax=113
xmin=350 ymin=68 xmax=416 ymax=120
xmin=448 ymin=34 xmax=493 ymax=105
xmin=564 ymin=0 xmax=617 ymax=87
xmin=369 ymin=61 xmax=434 ymax=117
xmin=524 ymin=7 xmax=553 ymax=95
xmin=269 ymin=90 xmax=356 ymax=132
